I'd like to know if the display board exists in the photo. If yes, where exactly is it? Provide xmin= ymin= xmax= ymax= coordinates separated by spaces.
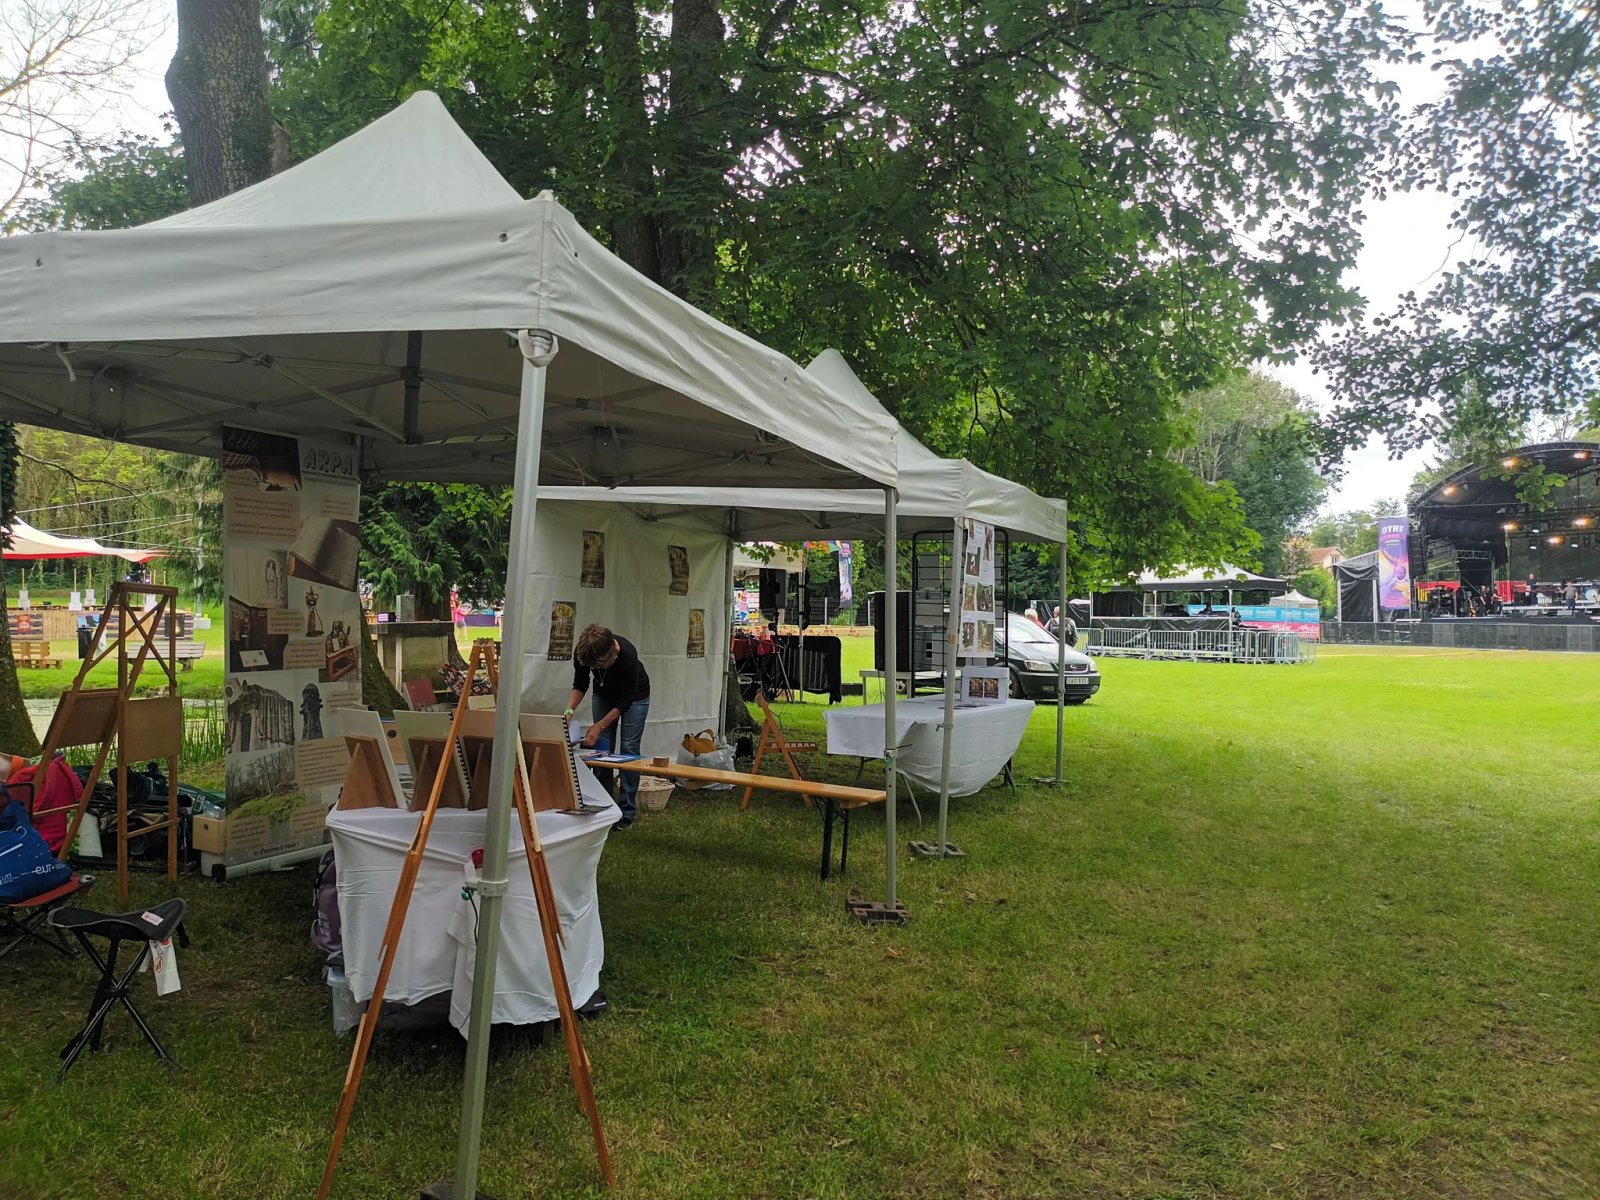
xmin=958 ymin=518 xmax=996 ymax=659
xmin=220 ymin=427 xmax=362 ymax=867
xmin=517 ymin=502 xmax=729 ymax=759
xmin=1377 ymin=516 xmax=1412 ymax=611
xmin=1184 ymin=603 xmax=1322 ymax=639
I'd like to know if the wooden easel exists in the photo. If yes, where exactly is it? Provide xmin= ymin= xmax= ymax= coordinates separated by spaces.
xmin=318 ymin=639 xmax=614 ymax=1198
xmin=740 ymin=689 xmax=819 ymax=811
xmin=39 ymin=582 xmax=182 ymax=903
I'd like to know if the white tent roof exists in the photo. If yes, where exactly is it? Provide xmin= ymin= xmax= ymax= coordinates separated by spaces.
xmin=4 ymin=519 xmax=156 ymax=562
xmin=538 ymin=351 xmax=1068 ymax=542
xmin=0 ymin=93 xmax=896 ymax=491
xmin=1132 ymin=564 xmax=1287 ymax=592
xmin=1280 ymin=589 xmax=1320 ymax=608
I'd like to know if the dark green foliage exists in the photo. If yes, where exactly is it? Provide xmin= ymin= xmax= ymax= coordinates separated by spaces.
xmin=0 ymin=421 xmax=41 ymax=755
xmin=258 ymin=0 xmax=1406 ymax=584
xmin=359 ymin=483 xmax=511 ymax=620
xmin=1320 ymin=0 xmax=1600 ymax=453
xmin=3 ymin=133 xmax=191 ymax=233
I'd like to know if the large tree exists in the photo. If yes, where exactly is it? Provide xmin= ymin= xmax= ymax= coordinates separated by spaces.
xmin=166 ymin=0 xmax=275 ymax=205
xmin=1319 ymin=0 xmax=1600 ymax=454
xmin=262 ymin=0 xmax=1407 ymax=585
xmin=1172 ymin=372 xmax=1329 ymax=575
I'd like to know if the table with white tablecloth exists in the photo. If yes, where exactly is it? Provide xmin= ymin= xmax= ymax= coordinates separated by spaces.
xmin=326 ymin=765 xmax=617 ymax=1037
xmin=824 ymin=696 xmax=1035 ymax=797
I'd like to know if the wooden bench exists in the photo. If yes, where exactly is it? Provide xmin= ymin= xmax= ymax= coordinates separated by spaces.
xmin=589 ymin=756 xmax=885 ymax=880
xmin=173 ymin=640 xmax=206 ymax=670
xmin=12 ymin=641 xmax=62 ymax=669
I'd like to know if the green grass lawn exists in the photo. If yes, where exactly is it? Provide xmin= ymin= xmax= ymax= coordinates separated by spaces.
xmin=4 ymin=646 xmax=1598 ymax=1198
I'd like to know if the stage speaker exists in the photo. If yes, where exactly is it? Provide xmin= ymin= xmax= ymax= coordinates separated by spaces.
xmin=758 ymin=568 xmax=785 ymax=613
xmin=868 ymin=590 xmax=913 ymax=672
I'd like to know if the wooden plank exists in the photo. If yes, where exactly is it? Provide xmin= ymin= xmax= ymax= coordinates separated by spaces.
xmin=121 ymin=696 xmax=183 ymax=760
xmin=589 ymin=756 xmax=886 ymax=809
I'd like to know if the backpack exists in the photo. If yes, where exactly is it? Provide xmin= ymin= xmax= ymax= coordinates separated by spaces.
xmin=311 ymin=849 xmax=342 ymax=965
xmin=0 ymin=795 xmax=72 ymax=904
xmin=9 ymin=756 xmax=83 ymax=856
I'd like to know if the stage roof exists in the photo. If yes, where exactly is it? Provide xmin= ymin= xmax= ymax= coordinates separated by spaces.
xmin=1413 ymin=441 xmax=1600 ymax=543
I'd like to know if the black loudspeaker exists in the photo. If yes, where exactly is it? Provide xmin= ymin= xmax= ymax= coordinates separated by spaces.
xmin=758 ymin=568 xmax=785 ymax=612
xmin=868 ymin=590 xmax=913 ymax=672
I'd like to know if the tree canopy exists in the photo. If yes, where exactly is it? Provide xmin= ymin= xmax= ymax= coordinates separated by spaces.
xmin=1318 ymin=0 xmax=1600 ymax=455
xmin=256 ymin=0 xmax=1406 ymax=585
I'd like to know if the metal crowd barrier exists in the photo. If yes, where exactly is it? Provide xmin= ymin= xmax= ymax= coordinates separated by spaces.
xmin=1087 ymin=624 xmax=1313 ymax=664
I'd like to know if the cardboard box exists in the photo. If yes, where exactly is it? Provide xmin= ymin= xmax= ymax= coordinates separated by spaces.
xmin=191 ymin=801 xmax=331 ymax=863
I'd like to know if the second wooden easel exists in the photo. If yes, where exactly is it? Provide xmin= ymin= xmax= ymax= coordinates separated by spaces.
xmin=740 ymin=689 xmax=820 ymax=811
xmin=317 ymin=639 xmax=614 ymax=1197
xmin=38 ymin=582 xmax=183 ymax=903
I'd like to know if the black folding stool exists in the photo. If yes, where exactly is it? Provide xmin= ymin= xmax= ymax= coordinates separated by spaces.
xmin=49 ymin=897 xmax=188 ymax=1083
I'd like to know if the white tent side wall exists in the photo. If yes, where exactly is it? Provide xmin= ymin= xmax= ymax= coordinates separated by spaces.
xmin=515 ymin=501 xmax=729 ymax=758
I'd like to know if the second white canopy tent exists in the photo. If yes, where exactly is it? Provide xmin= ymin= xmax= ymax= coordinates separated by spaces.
xmin=540 ymin=349 xmax=1072 ymax=854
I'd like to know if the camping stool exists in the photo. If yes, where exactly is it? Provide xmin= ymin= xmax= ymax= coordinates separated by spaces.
xmin=49 ymin=897 xmax=188 ymax=1083
xmin=0 ymin=873 xmax=96 ymax=961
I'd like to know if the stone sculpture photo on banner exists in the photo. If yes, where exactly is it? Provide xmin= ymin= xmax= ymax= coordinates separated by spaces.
xmin=548 ymin=600 xmax=577 ymax=660
xmin=581 ymin=530 xmax=606 ymax=588
xmin=668 ymin=544 xmax=690 ymax=595
xmin=687 ymin=608 xmax=706 ymax=657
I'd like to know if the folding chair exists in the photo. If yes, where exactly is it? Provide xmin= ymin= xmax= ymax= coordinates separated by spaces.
xmin=50 ymin=897 xmax=188 ymax=1083
xmin=0 ymin=873 xmax=95 ymax=960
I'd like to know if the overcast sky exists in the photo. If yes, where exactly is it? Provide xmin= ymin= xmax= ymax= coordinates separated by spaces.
xmin=51 ymin=7 xmax=1458 ymax=518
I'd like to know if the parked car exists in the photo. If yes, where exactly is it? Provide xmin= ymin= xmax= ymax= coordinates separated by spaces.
xmin=995 ymin=610 xmax=1101 ymax=703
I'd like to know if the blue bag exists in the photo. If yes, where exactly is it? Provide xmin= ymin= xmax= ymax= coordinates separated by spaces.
xmin=0 ymin=796 xmax=72 ymax=903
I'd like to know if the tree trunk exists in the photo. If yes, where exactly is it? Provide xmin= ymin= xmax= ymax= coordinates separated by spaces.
xmin=359 ymin=614 xmax=406 ymax=716
xmin=593 ymin=0 xmax=662 ymax=283
xmin=0 ymin=421 xmax=39 ymax=756
xmin=658 ymin=0 xmax=729 ymax=297
xmin=166 ymin=0 xmax=274 ymax=207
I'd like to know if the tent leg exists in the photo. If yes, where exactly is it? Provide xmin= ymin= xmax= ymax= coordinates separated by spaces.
xmin=1037 ymin=539 xmax=1068 ymax=786
xmin=718 ymin=514 xmax=736 ymax=740
xmin=451 ymin=330 xmax=557 ymax=1197
xmin=848 ymin=486 xmax=907 ymax=924
xmin=923 ymin=518 xmax=962 ymax=854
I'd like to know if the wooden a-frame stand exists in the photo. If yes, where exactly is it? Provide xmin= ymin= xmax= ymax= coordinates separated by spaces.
xmin=38 ymin=582 xmax=182 ymax=904
xmin=318 ymin=639 xmax=614 ymax=1198
xmin=739 ymin=689 xmax=820 ymax=811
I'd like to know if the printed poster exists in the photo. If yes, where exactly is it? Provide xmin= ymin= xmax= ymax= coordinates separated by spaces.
xmin=548 ymin=600 xmax=577 ymax=660
xmin=222 ymin=427 xmax=361 ymax=867
xmin=1377 ymin=516 xmax=1412 ymax=611
xmin=687 ymin=608 xmax=706 ymax=658
xmin=838 ymin=541 xmax=854 ymax=606
xmin=581 ymin=530 xmax=606 ymax=588
xmin=668 ymin=545 xmax=690 ymax=596
xmin=958 ymin=518 xmax=996 ymax=659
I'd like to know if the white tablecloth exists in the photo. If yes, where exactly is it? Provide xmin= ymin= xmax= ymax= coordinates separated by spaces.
xmin=327 ymin=763 xmax=617 ymax=1037
xmin=824 ymin=696 xmax=1035 ymax=796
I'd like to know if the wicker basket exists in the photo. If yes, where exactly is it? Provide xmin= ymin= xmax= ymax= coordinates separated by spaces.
xmin=637 ymin=775 xmax=674 ymax=811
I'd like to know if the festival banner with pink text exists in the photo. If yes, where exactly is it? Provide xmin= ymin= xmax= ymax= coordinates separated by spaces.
xmin=1377 ymin=516 xmax=1412 ymax=610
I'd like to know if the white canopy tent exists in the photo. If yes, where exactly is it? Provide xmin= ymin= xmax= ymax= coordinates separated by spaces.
xmin=4 ymin=518 xmax=158 ymax=563
xmin=542 ymin=348 xmax=1073 ymax=856
xmin=0 ymin=92 xmax=902 ymax=1197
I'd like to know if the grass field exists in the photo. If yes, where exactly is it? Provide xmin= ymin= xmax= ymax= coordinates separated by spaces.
xmin=4 ymin=645 xmax=1598 ymax=1198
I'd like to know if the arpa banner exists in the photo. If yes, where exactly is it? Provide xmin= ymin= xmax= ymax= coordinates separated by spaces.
xmin=1377 ymin=516 xmax=1412 ymax=610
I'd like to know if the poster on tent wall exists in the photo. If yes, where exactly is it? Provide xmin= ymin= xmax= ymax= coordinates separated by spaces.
xmin=219 ymin=426 xmax=362 ymax=867
xmin=1377 ymin=516 xmax=1412 ymax=611
xmin=958 ymin=518 xmax=996 ymax=659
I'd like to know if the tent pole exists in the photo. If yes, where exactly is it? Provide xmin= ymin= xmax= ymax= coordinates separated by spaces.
xmin=1054 ymin=540 xmax=1067 ymax=782
xmin=718 ymin=511 xmax=736 ymax=739
xmin=936 ymin=517 xmax=963 ymax=852
xmin=451 ymin=330 xmax=555 ymax=1198
xmin=798 ymin=549 xmax=807 ymax=699
xmin=882 ymin=487 xmax=899 ymax=905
